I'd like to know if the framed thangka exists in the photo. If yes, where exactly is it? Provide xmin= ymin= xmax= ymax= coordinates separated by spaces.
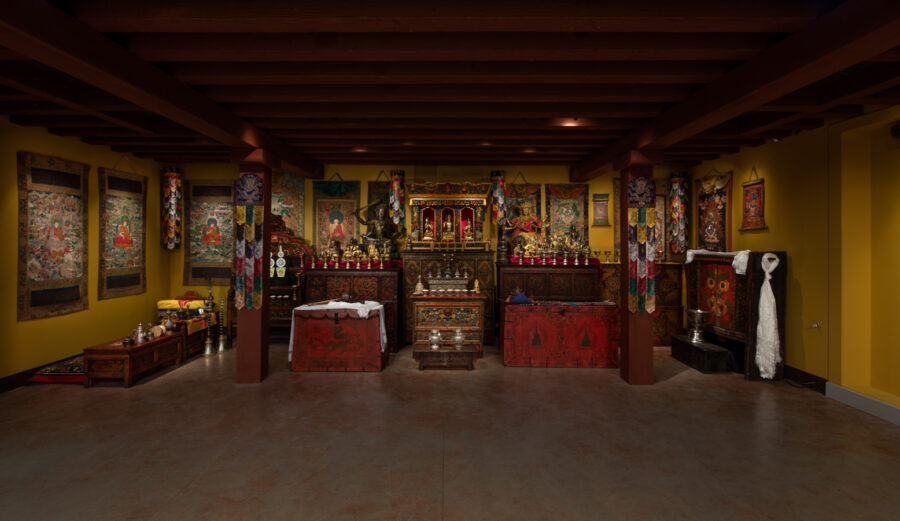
xmin=592 ymin=193 xmax=610 ymax=226
xmin=545 ymin=184 xmax=588 ymax=238
xmin=17 ymin=152 xmax=89 ymax=321
xmin=184 ymin=180 xmax=234 ymax=286
xmin=98 ymin=168 xmax=147 ymax=299
xmin=696 ymin=171 xmax=732 ymax=252
xmin=739 ymin=176 xmax=767 ymax=231
xmin=313 ymin=180 xmax=360 ymax=250
xmin=272 ymin=170 xmax=305 ymax=236
xmin=367 ymin=180 xmax=391 ymax=221
xmin=506 ymin=183 xmax=541 ymax=226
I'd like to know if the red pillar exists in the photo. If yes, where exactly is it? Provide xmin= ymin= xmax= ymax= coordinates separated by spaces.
xmin=618 ymin=164 xmax=655 ymax=384
xmin=235 ymin=162 xmax=272 ymax=383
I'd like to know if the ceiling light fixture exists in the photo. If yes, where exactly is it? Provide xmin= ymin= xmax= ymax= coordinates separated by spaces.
xmin=480 ymin=141 xmax=493 ymax=147
xmin=522 ymin=148 xmax=536 ymax=154
xmin=352 ymin=147 xmax=369 ymax=153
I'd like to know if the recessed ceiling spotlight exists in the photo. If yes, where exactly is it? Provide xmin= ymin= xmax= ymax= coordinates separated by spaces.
xmin=522 ymin=148 xmax=536 ymax=154
xmin=352 ymin=147 xmax=369 ymax=153
xmin=402 ymin=141 xmax=415 ymax=146
xmin=480 ymin=141 xmax=493 ymax=147
xmin=550 ymin=117 xmax=587 ymax=127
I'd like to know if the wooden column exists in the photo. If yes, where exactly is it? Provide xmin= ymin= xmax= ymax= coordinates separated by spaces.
xmin=618 ymin=163 xmax=655 ymax=384
xmin=235 ymin=162 xmax=272 ymax=383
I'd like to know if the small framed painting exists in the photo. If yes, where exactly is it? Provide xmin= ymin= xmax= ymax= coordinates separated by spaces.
xmin=740 ymin=178 xmax=767 ymax=231
xmin=592 ymin=193 xmax=610 ymax=226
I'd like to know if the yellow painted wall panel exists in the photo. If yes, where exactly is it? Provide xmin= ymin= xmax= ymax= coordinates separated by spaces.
xmin=0 ymin=117 xmax=167 ymax=379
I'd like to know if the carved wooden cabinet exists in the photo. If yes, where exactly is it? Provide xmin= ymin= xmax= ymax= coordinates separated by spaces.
xmin=303 ymin=268 xmax=401 ymax=351
xmin=83 ymin=333 xmax=183 ymax=388
xmin=685 ymin=252 xmax=787 ymax=379
xmin=600 ymin=262 xmax=683 ymax=346
xmin=496 ymin=264 xmax=602 ymax=301
xmin=402 ymin=251 xmax=495 ymax=344
xmin=411 ymin=293 xmax=487 ymax=356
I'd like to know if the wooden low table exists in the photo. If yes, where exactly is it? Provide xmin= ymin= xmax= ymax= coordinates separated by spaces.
xmin=413 ymin=345 xmax=478 ymax=370
xmin=83 ymin=332 xmax=183 ymax=387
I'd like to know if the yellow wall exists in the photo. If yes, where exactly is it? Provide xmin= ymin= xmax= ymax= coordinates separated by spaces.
xmin=0 ymin=116 xmax=167 ymax=379
xmin=166 ymin=162 xmax=239 ymax=309
xmin=869 ymin=121 xmax=900 ymax=397
xmin=690 ymin=128 xmax=831 ymax=378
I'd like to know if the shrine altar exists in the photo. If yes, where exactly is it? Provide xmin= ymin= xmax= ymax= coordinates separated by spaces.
xmin=500 ymin=301 xmax=619 ymax=368
xmin=290 ymin=301 xmax=388 ymax=372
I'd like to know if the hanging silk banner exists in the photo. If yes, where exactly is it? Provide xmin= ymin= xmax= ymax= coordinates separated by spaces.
xmin=668 ymin=172 xmax=688 ymax=254
xmin=627 ymin=176 xmax=657 ymax=314
xmin=490 ymin=170 xmax=506 ymax=225
xmin=234 ymin=172 xmax=265 ymax=310
xmin=162 ymin=167 xmax=182 ymax=251
xmin=389 ymin=169 xmax=405 ymax=225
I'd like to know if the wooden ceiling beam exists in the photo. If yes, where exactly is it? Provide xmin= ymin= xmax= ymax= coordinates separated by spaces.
xmin=315 ymin=159 xmax=578 ymax=166
xmin=203 ymin=84 xmax=696 ymax=104
xmin=232 ymin=103 xmax=666 ymax=119
xmin=72 ymin=0 xmax=819 ymax=33
xmin=123 ymin=33 xmax=773 ymax=63
xmin=284 ymin=140 xmax=614 ymax=148
xmin=0 ymin=63 xmax=153 ymax=133
xmin=274 ymin=130 xmax=627 ymax=141
xmin=571 ymin=0 xmax=900 ymax=181
xmin=0 ymin=1 xmax=322 ymax=177
xmin=172 ymin=61 xmax=735 ymax=86
xmin=254 ymin=118 xmax=642 ymax=131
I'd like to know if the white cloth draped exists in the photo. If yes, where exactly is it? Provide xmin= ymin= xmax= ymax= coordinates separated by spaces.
xmin=685 ymin=249 xmax=752 ymax=275
xmin=755 ymin=253 xmax=781 ymax=379
xmin=288 ymin=301 xmax=388 ymax=361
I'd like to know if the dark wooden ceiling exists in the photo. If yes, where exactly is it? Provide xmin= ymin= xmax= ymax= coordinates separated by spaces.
xmin=1 ymin=0 xmax=900 ymax=179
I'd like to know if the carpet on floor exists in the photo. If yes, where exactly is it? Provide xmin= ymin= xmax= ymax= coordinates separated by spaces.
xmin=28 ymin=355 xmax=84 ymax=384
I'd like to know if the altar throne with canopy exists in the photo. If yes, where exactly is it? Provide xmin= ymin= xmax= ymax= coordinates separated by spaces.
xmin=402 ymin=182 xmax=496 ymax=344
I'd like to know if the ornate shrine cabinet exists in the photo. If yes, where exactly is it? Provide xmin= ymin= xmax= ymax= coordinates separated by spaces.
xmin=496 ymin=264 xmax=602 ymax=302
xmin=402 ymin=182 xmax=495 ymax=344
xmin=303 ymin=268 xmax=402 ymax=351
xmin=268 ymin=215 xmax=313 ymax=331
xmin=410 ymin=293 xmax=487 ymax=355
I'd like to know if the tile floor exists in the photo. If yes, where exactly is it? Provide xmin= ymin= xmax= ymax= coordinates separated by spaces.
xmin=1 ymin=345 xmax=899 ymax=521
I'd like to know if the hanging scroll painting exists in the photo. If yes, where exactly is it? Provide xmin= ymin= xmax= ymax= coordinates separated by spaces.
xmin=313 ymin=180 xmax=360 ymax=250
xmin=740 ymin=178 xmax=767 ymax=231
xmin=272 ymin=170 xmax=305 ymax=237
xmin=613 ymin=178 xmax=621 ymax=256
xmin=234 ymin=172 xmax=265 ymax=310
xmin=98 ymin=168 xmax=147 ymax=299
xmin=696 ymin=172 xmax=732 ymax=252
xmin=592 ymin=193 xmax=610 ymax=226
xmin=507 ymin=183 xmax=541 ymax=223
xmin=546 ymin=184 xmax=588 ymax=239
xmin=184 ymin=180 xmax=234 ymax=286
xmin=367 ymin=180 xmax=391 ymax=218
xmin=17 ymin=152 xmax=90 ymax=321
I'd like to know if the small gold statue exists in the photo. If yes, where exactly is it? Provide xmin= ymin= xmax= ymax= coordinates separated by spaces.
xmin=463 ymin=220 xmax=474 ymax=240
xmin=473 ymin=279 xmax=480 ymax=293
xmin=422 ymin=217 xmax=435 ymax=241
xmin=367 ymin=242 xmax=381 ymax=262
xmin=441 ymin=214 xmax=454 ymax=240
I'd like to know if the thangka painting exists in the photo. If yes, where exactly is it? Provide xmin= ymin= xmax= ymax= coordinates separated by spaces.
xmin=313 ymin=180 xmax=360 ymax=250
xmin=506 ymin=183 xmax=541 ymax=223
xmin=98 ymin=168 xmax=146 ymax=299
xmin=697 ymin=171 xmax=732 ymax=252
xmin=184 ymin=180 xmax=234 ymax=286
xmin=613 ymin=178 xmax=621 ymax=255
xmin=592 ymin=193 xmax=610 ymax=226
xmin=653 ymin=177 xmax=669 ymax=262
xmin=367 ymin=180 xmax=391 ymax=220
xmin=740 ymin=178 xmax=767 ymax=231
xmin=17 ymin=152 xmax=90 ymax=321
xmin=272 ymin=170 xmax=305 ymax=237
xmin=545 ymin=184 xmax=588 ymax=239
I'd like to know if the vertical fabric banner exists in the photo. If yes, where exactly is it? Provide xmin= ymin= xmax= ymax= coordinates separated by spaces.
xmin=234 ymin=172 xmax=265 ymax=310
xmin=627 ymin=176 xmax=657 ymax=314
xmin=161 ymin=167 xmax=182 ymax=250
xmin=389 ymin=169 xmax=405 ymax=225
xmin=490 ymin=170 xmax=506 ymax=225
xmin=667 ymin=172 xmax=688 ymax=255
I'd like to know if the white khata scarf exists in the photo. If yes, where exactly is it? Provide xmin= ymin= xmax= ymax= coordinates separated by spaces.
xmin=756 ymin=253 xmax=781 ymax=379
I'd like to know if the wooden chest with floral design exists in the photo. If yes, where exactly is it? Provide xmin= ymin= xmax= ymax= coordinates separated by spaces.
xmin=410 ymin=293 xmax=487 ymax=356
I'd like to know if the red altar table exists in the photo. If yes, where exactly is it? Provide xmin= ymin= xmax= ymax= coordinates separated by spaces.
xmin=290 ymin=303 xmax=388 ymax=372
xmin=501 ymin=301 xmax=619 ymax=368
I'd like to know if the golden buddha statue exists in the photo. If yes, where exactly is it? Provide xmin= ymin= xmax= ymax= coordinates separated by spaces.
xmin=441 ymin=214 xmax=454 ymax=240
